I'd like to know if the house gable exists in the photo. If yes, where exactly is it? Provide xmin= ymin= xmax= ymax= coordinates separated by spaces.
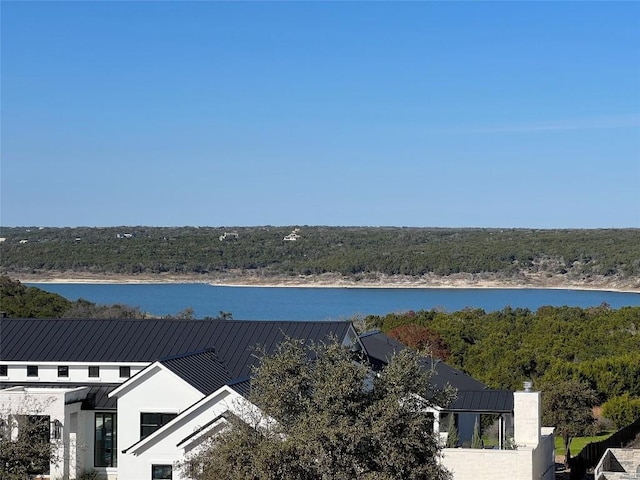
xmin=123 ymin=385 xmax=247 ymax=456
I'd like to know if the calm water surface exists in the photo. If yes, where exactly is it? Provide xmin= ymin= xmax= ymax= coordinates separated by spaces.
xmin=28 ymin=283 xmax=640 ymax=320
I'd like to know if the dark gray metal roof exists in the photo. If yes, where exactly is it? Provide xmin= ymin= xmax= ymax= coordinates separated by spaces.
xmin=449 ymin=390 xmax=514 ymax=413
xmin=358 ymin=330 xmax=487 ymax=392
xmin=227 ymin=377 xmax=251 ymax=397
xmin=0 ymin=383 xmax=118 ymax=410
xmin=423 ymin=359 xmax=487 ymax=392
xmin=358 ymin=331 xmax=514 ymax=412
xmin=160 ymin=349 xmax=232 ymax=396
xmin=81 ymin=385 xmax=118 ymax=410
xmin=0 ymin=319 xmax=352 ymax=381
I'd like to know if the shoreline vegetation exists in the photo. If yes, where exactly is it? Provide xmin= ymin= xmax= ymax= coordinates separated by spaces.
xmin=3 ymin=226 xmax=639 ymax=294
xmin=11 ymin=271 xmax=640 ymax=293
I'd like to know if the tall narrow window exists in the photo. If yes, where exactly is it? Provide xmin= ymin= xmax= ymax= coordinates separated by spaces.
xmin=426 ymin=412 xmax=435 ymax=433
xmin=95 ymin=413 xmax=117 ymax=467
xmin=119 ymin=366 xmax=131 ymax=378
xmin=27 ymin=365 xmax=38 ymax=377
xmin=0 ymin=365 xmax=7 ymax=376
xmin=152 ymin=464 xmax=172 ymax=480
xmin=88 ymin=366 xmax=100 ymax=378
xmin=140 ymin=413 xmax=177 ymax=439
xmin=50 ymin=419 xmax=62 ymax=440
xmin=58 ymin=366 xmax=69 ymax=377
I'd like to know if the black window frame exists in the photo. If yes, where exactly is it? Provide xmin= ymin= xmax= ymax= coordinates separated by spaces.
xmin=119 ymin=366 xmax=131 ymax=378
xmin=0 ymin=365 xmax=7 ymax=376
xmin=58 ymin=366 xmax=69 ymax=378
xmin=27 ymin=365 xmax=38 ymax=377
xmin=151 ymin=464 xmax=172 ymax=480
xmin=88 ymin=366 xmax=100 ymax=378
xmin=95 ymin=412 xmax=117 ymax=468
xmin=140 ymin=413 xmax=177 ymax=439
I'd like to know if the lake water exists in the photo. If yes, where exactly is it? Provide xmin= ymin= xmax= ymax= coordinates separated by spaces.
xmin=27 ymin=283 xmax=640 ymax=321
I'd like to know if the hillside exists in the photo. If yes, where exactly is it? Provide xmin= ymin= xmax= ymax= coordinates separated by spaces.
xmin=1 ymin=226 xmax=639 ymax=290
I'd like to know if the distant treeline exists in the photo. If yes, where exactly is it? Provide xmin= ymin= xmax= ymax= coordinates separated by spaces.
xmin=1 ymin=226 xmax=639 ymax=279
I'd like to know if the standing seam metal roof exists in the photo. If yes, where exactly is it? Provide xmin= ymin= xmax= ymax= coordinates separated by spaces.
xmin=358 ymin=330 xmax=487 ymax=391
xmin=451 ymin=390 xmax=514 ymax=413
xmin=0 ymin=319 xmax=352 ymax=372
xmin=160 ymin=349 xmax=233 ymax=396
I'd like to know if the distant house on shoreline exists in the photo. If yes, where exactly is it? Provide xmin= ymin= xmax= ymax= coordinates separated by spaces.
xmin=284 ymin=228 xmax=301 ymax=241
xmin=218 ymin=232 xmax=239 ymax=241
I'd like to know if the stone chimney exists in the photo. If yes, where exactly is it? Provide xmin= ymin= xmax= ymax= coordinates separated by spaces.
xmin=513 ymin=381 xmax=541 ymax=448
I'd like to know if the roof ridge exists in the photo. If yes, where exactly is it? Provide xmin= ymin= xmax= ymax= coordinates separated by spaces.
xmin=159 ymin=347 xmax=217 ymax=362
xmin=226 ymin=375 xmax=251 ymax=386
xmin=358 ymin=329 xmax=381 ymax=338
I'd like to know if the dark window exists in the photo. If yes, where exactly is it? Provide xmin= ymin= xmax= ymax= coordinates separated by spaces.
xmin=58 ymin=366 xmax=69 ymax=377
xmin=119 ymin=366 xmax=131 ymax=378
xmin=51 ymin=419 xmax=62 ymax=440
xmin=95 ymin=413 xmax=117 ymax=467
xmin=140 ymin=413 xmax=177 ymax=439
xmin=27 ymin=365 xmax=38 ymax=377
xmin=152 ymin=465 xmax=172 ymax=480
xmin=0 ymin=365 xmax=7 ymax=376
xmin=88 ymin=366 xmax=100 ymax=378
xmin=426 ymin=412 xmax=434 ymax=434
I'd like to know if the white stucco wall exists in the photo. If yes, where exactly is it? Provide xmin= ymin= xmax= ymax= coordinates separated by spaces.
xmin=514 ymin=391 xmax=541 ymax=447
xmin=124 ymin=388 xmax=249 ymax=480
xmin=0 ymin=362 xmax=147 ymax=383
xmin=113 ymin=364 xmax=204 ymax=480
xmin=0 ymin=387 xmax=75 ymax=479
xmin=442 ymin=447 xmax=533 ymax=480
xmin=442 ymin=391 xmax=555 ymax=480
xmin=442 ymin=434 xmax=555 ymax=480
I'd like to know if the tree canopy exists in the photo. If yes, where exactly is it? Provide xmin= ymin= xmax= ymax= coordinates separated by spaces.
xmin=366 ymin=306 xmax=640 ymax=405
xmin=0 ymin=275 xmax=71 ymax=318
xmin=0 ymin=276 xmax=146 ymax=319
xmin=541 ymin=379 xmax=598 ymax=466
xmin=181 ymin=339 xmax=455 ymax=480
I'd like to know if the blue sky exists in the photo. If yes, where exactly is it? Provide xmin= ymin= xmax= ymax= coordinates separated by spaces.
xmin=2 ymin=1 xmax=639 ymax=228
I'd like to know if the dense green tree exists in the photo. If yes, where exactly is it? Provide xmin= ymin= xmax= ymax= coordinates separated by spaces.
xmin=541 ymin=379 xmax=598 ymax=466
xmin=0 ymin=276 xmax=147 ymax=319
xmin=444 ymin=414 xmax=459 ymax=448
xmin=601 ymin=394 xmax=640 ymax=429
xmin=471 ymin=417 xmax=483 ymax=449
xmin=181 ymin=338 xmax=455 ymax=480
xmin=366 ymin=306 xmax=640 ymax=405
xmin=0 ymin=275 xmax=71 ymax=318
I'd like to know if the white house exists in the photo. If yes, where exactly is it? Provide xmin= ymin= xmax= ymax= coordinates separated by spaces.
xmin=1 ymin=318 xmax=554 ymax=480
xmin=0 ymin=318 xmax=358 ymax=479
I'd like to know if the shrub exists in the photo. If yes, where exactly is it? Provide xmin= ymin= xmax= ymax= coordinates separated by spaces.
xmin=602 ymin=393 xmax=640 ymax=429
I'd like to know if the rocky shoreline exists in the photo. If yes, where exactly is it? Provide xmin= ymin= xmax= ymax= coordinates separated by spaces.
xmin=7 ymin=271 xmax=640 ymax=293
